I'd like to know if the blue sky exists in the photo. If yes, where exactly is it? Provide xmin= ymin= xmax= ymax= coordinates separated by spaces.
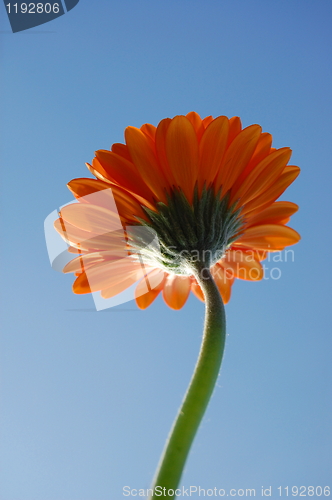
xmin=1 ymin=1 xmax=331 ymax=499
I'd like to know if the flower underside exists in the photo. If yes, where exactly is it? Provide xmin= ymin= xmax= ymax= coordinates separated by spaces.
xmin=54 ymin=112 xmax=301 ymax=309
xmin=130 ymin=186 xmax=243 ymax=275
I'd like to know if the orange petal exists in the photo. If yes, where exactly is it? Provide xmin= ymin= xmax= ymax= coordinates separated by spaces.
xmin=85 ymin=161 xmax=117 ymax=189
xmin=111 ymin=143 xmax=133 ymax=162
xmin=95 ymin=150 xmax=155 ymax=204
xmin=63 ymin=250 xmax=128 ymax=274
xmin=202 ymin=115 xmax=214 ymax=130
xmin=211 ymin=264 xmax=233 ymax=304
xmin=135 ymin=289 xmax=161 ymax=309
xmin=87 ymin=158 xmax=153 ymax=215
xmin=67 ymin=245 xmax=89 ymax=254
xmin=140 ymin=123 xmax=157 ymax=141
xmin=237 ymin=132 xmax=273 ymax=183
xmin=235 ymin=224 xmax=301 ymax=250
xmin=135 ymin=269 xmax=166 ymax=309
xmin=63 ymin=254 xmax=88 ymax=274
xmin=215 ymin=124 xmax=262 ymax=195
xmin=54 ymin=218 xmax=98 ymax=249
xmin=186 ymin=111 xmax=205 ymax=141
xmin=134 ymin=268 xmax=166 ymax=298
xmin=165 ymin=116 xmax=199 ymax=203
xmin=101 ymin=274 xmax=142 ymax=299
xmin=230 ymin=133 xmax=272 ymax=198
xmin=229 ymin=247 xmax=268 ymax=262
xmin=125 ymin=126 xmax=169 ymax=201
xmin=155 ymin=118 xmax=177 ymax=187
xmin=68 ymin=177 xmax=112 ymax=202
xmin=85 ymin=157 xmax=114 ymax=183
xmin=242 ymin=166 xmax=300 ymax=215
xmin=54 ymin=218 xmax=92 ymax=250
xmin=110 ymin=185 xmax=149 ymax=223
xmin=141 ymin=268 xmax=166 ymax=291
xmin=54 ymin=217 xmax=129 ymax=252
xmin=60 ymin=203 xmax=122 ymax=233
xmin=231 ymin=148 xmax=292 ymax=205
xmin=191 ymin=279 xmax=205 ymax=302
xmin=220 ymin=249 xmax=263 ymax=281
xmin=226 ymin=116 xmax=242 ymax=147
xmin=245 ymin=201 xmax=299 ymax=227
xmin=162 ymin=274 xmax=191 ymax=310
xmin=186 ymin=111 xmax=202 ymax=132
xmin=67 ymin=178 xmax=148 ymax=223
xmin=73 ymin=258 xmax=145 ymax=294
xmin=198 ymin=116 xmax=229 ymax=191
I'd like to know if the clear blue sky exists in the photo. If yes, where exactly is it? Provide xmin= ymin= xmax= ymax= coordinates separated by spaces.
xmin=1 ymin=1 xmax=331 ymax=499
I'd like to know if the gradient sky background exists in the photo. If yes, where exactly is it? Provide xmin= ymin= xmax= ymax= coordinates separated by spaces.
xmin=1 ymin=1 xmax=331 ymax=499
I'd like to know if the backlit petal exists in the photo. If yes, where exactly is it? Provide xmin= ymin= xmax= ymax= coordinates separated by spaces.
xmin=135 ymin=269 xmax=166 ymax=309
xmin=63 ymin=250 xmax=128 ymax=274
xmin=163 ymin=274 xmax=191 ymax=310
xmin=85 ymin=158 xmax=114 ymax=184
xmin=95 ymin=149 xmax=155 ymax=204
xmin=165 ymin=116 xmax=199 ymax=203
xmin=67 ymin=178 xmax=148 ymax=223
xmin=135 ymin=289 xmax=161 ymax=309
xmin=125 ymin=126 xmax=168 ymax=200
xmin=198 ymin=116 xmax=229 ymax=191
xmin=211 ymin=264 xmax=233 ymax=303
xmin=60 ymin=203 xmax=122 ymax=233
xmin=191 ymin=279 xmax=205 ymax=302
xmin=186 ymin=111 xmax=205 ymax=140
xmin=101 ymin=275 xmax=142 ymax=299
xmin=215 ymin=124 xmax=261 ymax=195
xmin=220 ymin=249 xmax=263 ymax=281
xmin=231 ymin=148 xmax=292 ymax=205
xmin=155 ymin=118 xmax=176 ymax=187
xmin=73 ymin=258 xmax=145 ymax=294
xmin=111 ymin=143 xmax=133 ymax=162
xmin=237 ymin=132 xmax=273 ymax=183
xmin=235 ymin=224 xmax=301 ymax=250
xmin=54 ymin=217 xmax=128 ymax=252
xmin=242 ymin=166 xmax=300 ymax=215
xmin=226 ymin=116 xmax=242 ymax=146
xmin=246 ymin=201 xmax=299 ymax=227
xmin=140 ymin=123 xmax=157 ymax=141
xmin=202 ymin=115 xmax=213 ymax=130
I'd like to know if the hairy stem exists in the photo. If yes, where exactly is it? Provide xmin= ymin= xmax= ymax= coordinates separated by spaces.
xmin=149 ymin=264 xmax=226 ymax=499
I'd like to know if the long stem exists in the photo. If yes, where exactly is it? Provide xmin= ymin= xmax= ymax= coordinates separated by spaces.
xmin=149 ymin=264 xmax=226 ymax=499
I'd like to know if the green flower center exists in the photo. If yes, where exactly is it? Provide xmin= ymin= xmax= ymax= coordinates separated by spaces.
xmin=127 ymin=186 xmax=244 ymax=276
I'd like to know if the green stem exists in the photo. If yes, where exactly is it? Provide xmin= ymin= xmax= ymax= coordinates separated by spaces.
xmin=149 ymin=263 xmax=226 ymax=499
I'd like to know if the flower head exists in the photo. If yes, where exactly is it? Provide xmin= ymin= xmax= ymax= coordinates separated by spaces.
xmin=55 ymin=112 xmax=300 ymax=309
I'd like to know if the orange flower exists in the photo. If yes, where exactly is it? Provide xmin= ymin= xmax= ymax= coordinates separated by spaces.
xmin=55 ymin=112 xmax=300 ymax=309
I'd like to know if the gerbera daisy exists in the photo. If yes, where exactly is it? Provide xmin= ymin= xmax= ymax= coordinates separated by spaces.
xmin=53 ymin=112 xmax=300 ymax=498
xmin=54 ymin=112 xmax=300 ymax=309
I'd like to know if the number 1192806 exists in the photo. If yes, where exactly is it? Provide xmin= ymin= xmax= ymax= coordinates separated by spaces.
xmin=6 ymin=3 xmax=60 ymax=14
xmin=277 ymin=486 xmax=330 ymax=496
